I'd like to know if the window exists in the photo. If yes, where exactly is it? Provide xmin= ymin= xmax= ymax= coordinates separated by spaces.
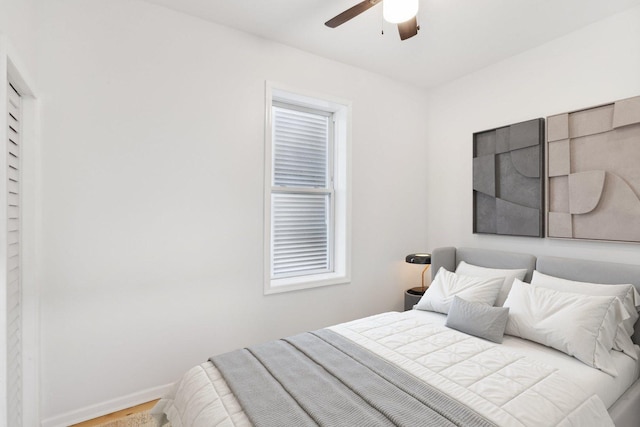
xmin=264 ymin=84 xmax=350 ymax=294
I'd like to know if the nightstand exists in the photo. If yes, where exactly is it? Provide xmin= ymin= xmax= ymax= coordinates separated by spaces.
xmin=404 ymin=287 xmax=425 ymax=311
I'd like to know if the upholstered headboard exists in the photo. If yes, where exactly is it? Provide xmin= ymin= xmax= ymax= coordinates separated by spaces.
xmin=431 ymin=246 xmax=537 ymax=282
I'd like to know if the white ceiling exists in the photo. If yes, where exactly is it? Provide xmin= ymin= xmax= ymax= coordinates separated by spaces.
xmin=141 ymin=0 xmax=640 ymax=89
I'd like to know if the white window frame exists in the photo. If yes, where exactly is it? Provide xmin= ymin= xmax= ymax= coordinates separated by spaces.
xmin=264 ymin=82 xmax=351 ymax=294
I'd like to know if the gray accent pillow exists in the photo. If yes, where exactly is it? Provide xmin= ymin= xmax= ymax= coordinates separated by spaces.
xmin=445 ymin=296 xmax=510 ymax=343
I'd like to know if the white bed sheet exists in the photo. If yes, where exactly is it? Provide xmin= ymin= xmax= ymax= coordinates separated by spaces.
xmin=411 ymin=309 xmax=640 ymax=408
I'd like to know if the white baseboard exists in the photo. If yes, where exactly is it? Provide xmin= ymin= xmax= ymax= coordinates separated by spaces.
xmin=40 ymin=383 xmax=173 ymax=427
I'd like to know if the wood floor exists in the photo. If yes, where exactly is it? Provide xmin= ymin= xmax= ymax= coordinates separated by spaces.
xmin=70 ymin=400 xmax=159 ymax=427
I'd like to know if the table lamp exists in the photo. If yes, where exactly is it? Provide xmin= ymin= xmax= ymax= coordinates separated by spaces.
xmin=405 ymin=253 xmax=431 ymax=294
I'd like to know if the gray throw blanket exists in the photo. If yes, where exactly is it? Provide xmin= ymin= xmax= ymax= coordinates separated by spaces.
xmin=211 ymin=329 xmax=496 ymax=427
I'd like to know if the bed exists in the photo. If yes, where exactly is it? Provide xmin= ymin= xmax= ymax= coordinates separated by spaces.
xmin=152 ymin=247 xmax=640 ymax=427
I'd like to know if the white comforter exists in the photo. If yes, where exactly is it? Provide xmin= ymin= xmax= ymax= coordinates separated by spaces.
xmin=154 ymin=310 xmax=615 ymax=427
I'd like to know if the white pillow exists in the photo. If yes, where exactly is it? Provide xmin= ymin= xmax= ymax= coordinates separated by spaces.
xmin=531 ymin=271 xmax=639 ymax=359
xmin=455 ymin=261 xmax=528 ymax=307
xmin=504 ymin=279 xmax=627 ymax=376
xmin=415 ymin=267 xmax=504 ymax=314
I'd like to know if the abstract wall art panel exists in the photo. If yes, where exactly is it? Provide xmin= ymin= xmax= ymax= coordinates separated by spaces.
xmin=473 ymin=118 xmax=545 ymax=237
xmin=547 ymin=95 xmax=640 ymax=243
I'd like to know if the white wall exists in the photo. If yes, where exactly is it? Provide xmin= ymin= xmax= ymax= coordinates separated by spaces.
xmin=425 ymin=6 xmax=640 ymax=264
xmin=0 ymin=0 xmax=37 ymax=73
xmin=35 ymin=0 xmax=429 ymax=423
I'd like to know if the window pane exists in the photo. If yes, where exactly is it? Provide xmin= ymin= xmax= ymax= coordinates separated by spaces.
xmin=273 ymin=106 xmax=328 ymax=188
xmin=272 ymin=193 xmax=330 ymax=278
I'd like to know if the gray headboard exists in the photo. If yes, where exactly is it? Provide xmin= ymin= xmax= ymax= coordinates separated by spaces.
xmin=536 ymin=255 xmax=640 ymax=287
xmin=431 ymin=246 xmax=640 ymax=345
xmin=431 ymin=246 xmax=537 ymax=282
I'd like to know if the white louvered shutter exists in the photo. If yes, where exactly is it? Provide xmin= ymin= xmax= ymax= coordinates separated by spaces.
xmin=271 ymin=105 xmax=333 ymax=278
xmin=6 ymin=81 xmax=22 ymax=427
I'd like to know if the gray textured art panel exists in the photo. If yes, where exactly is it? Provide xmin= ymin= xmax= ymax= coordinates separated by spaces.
xmin=510 ymin=145 xmax=540 ymax=178
xmin=510 ymin=120 xmax=542 ymax=151
xmin=495 ymin=127 xmax=510 ymax=154
xmin=473 ymin=118 xmax=544 ymax=237
xmin=496 ymin=198 xmax=540 ymax=237
xmin=475 ymin=131 xmax=496 ymax=157
xmin=475 ymin=192 xmax=497 ymax=234
xmin=473 ymin=155 xmax=496 ymax=197
xmin=497 ymin=152 xmax=540 ymax=210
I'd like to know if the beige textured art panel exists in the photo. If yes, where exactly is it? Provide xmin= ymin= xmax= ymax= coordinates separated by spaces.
xmin=547 ymin=95 xmax=640 ymax=243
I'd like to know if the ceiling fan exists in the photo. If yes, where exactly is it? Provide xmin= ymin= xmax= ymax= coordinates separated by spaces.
xmin=325 ymin=0 xmax=420 ymax=41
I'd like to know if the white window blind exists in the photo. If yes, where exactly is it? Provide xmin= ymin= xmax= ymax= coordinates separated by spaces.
xmin=271 ymin=105 xmax=333 ymax=279
xmin=273 ymin=106 xmax=329 ymax=187
xmin=6 ymin=80 xmax=22 ymax=427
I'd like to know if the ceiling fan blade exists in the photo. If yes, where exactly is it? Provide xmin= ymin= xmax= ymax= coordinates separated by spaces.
xmin=325 ymin=0 xmax=382 ymax=28
xmin=397 ymin=16 xmax=419 ymax=40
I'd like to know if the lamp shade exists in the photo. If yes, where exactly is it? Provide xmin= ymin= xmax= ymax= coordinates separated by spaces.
xmin=405 ymin=253 xmax=431 ymax=264
xmin=383 ymin=0 xmax=419 ymax=24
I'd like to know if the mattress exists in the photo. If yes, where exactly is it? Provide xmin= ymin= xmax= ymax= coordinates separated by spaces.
xmin=403 ymin=310 xmax=640 ymax=408
xmin=154 ymin=310 xmax=632 ymax=426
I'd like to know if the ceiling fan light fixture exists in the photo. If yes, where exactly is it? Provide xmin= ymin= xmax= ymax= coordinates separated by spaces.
xmin=383 ymin=0 xmax=419 ymax=24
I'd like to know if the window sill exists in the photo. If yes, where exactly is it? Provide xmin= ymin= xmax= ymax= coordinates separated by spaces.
xmin=265 ymin=272 xmax=350 ymax=295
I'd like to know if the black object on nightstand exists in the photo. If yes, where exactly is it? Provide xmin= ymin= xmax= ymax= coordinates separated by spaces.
xmin=404 ymin=287 xmax=425 ymax=311
xmin=404 ymin=253 xmax=431 ymax=310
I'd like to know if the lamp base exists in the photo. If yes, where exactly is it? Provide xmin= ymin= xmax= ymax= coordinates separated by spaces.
xmin=407 ymin=286 xmax=426 ymax=296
